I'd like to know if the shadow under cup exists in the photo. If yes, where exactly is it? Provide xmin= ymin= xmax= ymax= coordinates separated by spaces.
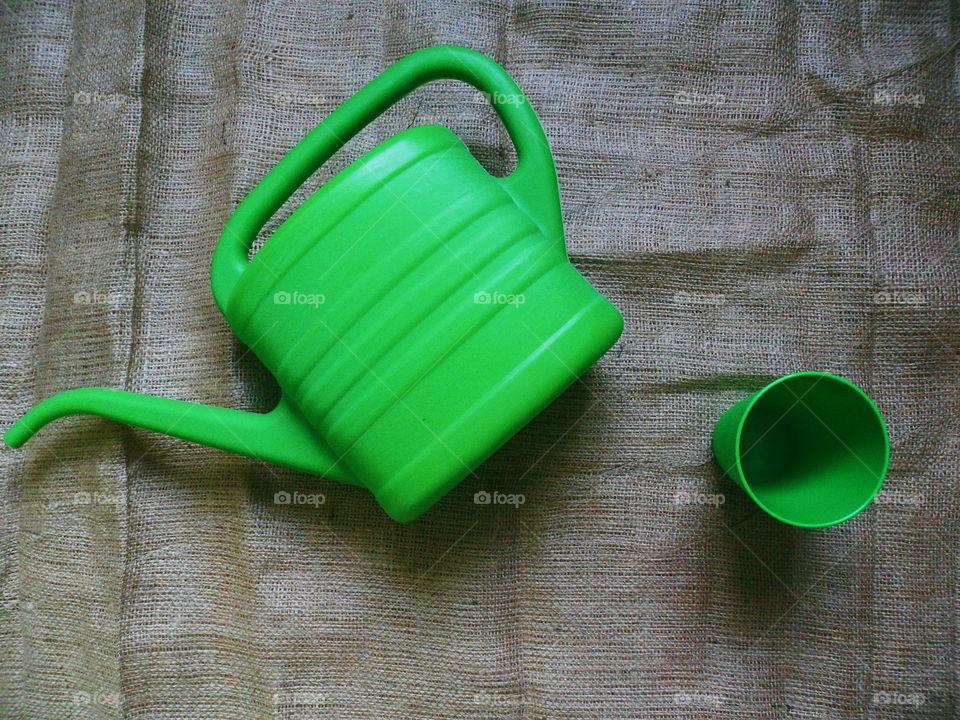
xmin=713 ymin=372 xmax=890 ymax=527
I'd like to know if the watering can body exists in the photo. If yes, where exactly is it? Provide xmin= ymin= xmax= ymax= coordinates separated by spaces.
xmin=5 ymin=46 xmax=623 ymax=522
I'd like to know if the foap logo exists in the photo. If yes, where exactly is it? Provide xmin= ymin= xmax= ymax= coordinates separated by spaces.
xmin=274 ymin=490 xmax=325 ymax=507
xmin=673 ymin=90 xmax=726 ymax=106
xmin=873 ymin=90 xmax=924 ymax=107
xmin=473 ymin=490 xmax=525 ymax=507
xmin=72 ymin=491 xmax=123 ymax=507
xmin=473 ymin=291 xmax=525 ymax=308
xmin=480 ymin=90 xmax=526 ymax=106
xmin=472 ymin=690 xmax=524 ymax=708
xmin=673 ymin=692 xmax=726 ymax=708
xmin=72 ymin=691 xmax=121 ymax=708
xmin=46 ymin=490 xmax=123 ymax=510
xmin=873 ymin=289 xmax=925 ymax=306
xmin=271 ymin=91 xmax=326 ymax=107
xmin=674 ymin=490 xmax=725 ymax=507
xmin=872 ymin=691 xmax=925 ymax=707
xmin=72 ymin=90 xmax=125 ymax=106
xmin=272 ymin=690 xmax=326 ymax=706
xmin=673 ymin=289 xmax=725 ymax=306
xmin=274 ymin=290 xmax=326 ymax=307
xmin=73 ymin=290 xmax=122 ymax=306
xmin=874 ymin=489 xmax=924 ymax=506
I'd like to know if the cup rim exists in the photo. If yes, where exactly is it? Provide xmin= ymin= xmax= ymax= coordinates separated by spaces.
xmin=731 ymin=371 xmax=891 ymax=528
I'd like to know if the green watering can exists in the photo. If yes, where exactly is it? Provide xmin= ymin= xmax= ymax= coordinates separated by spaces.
xmin=5 ymin=46 xmax=624 ymax=522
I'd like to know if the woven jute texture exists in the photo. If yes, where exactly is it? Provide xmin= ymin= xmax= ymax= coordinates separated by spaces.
xmin=1 ymin=1 xmax=958 ymax=718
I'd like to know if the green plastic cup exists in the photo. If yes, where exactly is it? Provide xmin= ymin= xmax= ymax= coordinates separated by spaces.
xmin=712 ymin=372 xmax=890 ymax=528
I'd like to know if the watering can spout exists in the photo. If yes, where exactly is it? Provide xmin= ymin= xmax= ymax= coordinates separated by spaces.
xmin=4 ymin=389 xmax=350 ymax=483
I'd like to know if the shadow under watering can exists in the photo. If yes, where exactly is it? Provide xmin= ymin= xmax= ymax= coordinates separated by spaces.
xmin=5 ymin=46 xmax=625 ymax=522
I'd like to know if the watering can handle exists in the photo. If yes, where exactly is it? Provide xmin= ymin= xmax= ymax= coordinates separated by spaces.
xmin=210 ymin=45 xmax=561 ymax=312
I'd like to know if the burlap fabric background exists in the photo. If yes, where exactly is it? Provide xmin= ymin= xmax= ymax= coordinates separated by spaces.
xmin=2 ymin=1 xmax=958 ymax=718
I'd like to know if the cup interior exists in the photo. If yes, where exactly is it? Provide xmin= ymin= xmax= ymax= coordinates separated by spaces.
xmin=736 ymin=373 xmax=888 ymax=527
